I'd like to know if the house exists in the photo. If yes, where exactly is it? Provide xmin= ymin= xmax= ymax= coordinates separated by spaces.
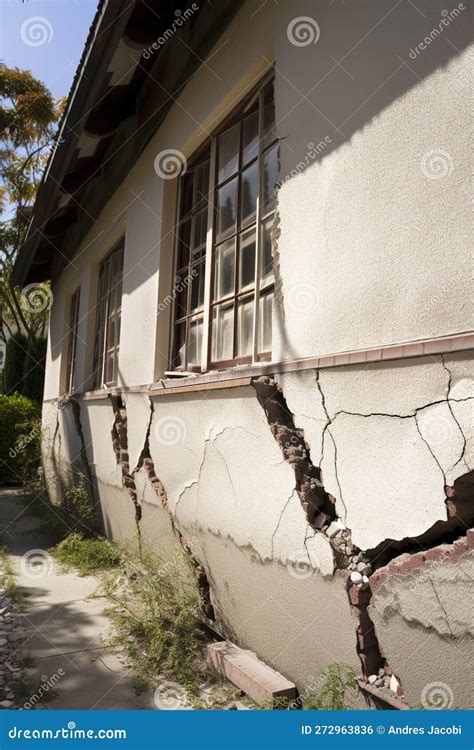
xmin=12 ymin=0 xmax=473 ymax=708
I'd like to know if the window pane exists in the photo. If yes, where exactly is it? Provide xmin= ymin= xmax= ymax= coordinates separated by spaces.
xmin=105 ymin=351 xmax=115 ymax=386
xmin=240 ymin=161 xmax=258 ymax=227
xmin=258 ymin=290 xmax=273 ymax=354
xmin=212 ymin=303 xmax=234 ymax=362
xmin=242 ymin=110 xmax=258 ymax=165
xmin=192 ymin=208 xmax=207 ymax=257
xmin=188 ymin=317 xmax=203 ymax=367
xmin=177 ymin=219 xmax=191 ymax=268
xmin=217 ymin=177 xmax=237 ymax=241
xmin=181 ymin=172 xmax=194 ymax=218
xmin=218 ymin=122 xmax=239 ymax=183
xmin=194 ymin=160 xmax=210 ymax=209
xmin=237 ymin=297 xmax=254 ymax=357
xmin=239 ymin=228 xmax=256 ymax=291
xmin=175 ymin=273 xmax=189 ymax=318
xmin=172 ymin=322 xmax=186 ymax=370
xmin=214 ymin=238 xmax=235 ymax=300
xmin=263 ymin=145 xmax=278 ymax=214
xmin=261 ymin=217 xmax=274 ymax=287
xmin=263 ymin=81 xmax=276 ymax=148
xmin=190 ymin=261 xmax=205 ymax=311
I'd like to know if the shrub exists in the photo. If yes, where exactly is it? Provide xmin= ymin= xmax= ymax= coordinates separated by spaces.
xmin=100 ymin=546 xmax=209 ymax=691
xmin=0 ymin=393 xmax=41 ymax=486
xmin=3 ymin=331 xmax=28 ymax=395
xmin=22 ymin=336 xmax=47 ymax=403
xmin=304 ymin=663 xmax=359 ymax=710
xmin=52 ymin=532 xmax=122 ymax=575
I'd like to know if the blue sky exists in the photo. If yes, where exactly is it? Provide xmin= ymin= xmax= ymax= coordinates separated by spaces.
xmin=0 ymin=0 xmax=98 ymax=99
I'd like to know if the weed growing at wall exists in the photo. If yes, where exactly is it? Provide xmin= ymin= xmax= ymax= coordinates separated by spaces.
xmin=52 ymin=533 xmax=122 ymax=575
xmin=99 ymin=546 xmax=213 ymax=693
xmin=303 ymin=663 xmax=358 ymax=710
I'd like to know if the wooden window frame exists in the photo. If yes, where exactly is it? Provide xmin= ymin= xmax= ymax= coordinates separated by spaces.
xmin=65 ymin=286 xmax=81 ymax=393
xmin=92 ymin=242 xmax=124 ymax=388
xmin=170 ymin=73 xmax=277 ymax=374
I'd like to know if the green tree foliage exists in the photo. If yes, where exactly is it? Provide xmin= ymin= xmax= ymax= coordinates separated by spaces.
xmin=0 ymin=64 xmax=64 ymax=379
xmin=0 ymin=392 xmax=40 ymax=486
xmin=3 ymin=330 xmax=28 ymax=394
xmin=22 ymin=334 xmax=47 ymax=401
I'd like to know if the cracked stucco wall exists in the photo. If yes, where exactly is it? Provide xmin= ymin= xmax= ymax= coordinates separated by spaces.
xmin=39 ymin=0 xmax=472 ymax=707
xmin=369 ymin=533 xmax=474 ymax=708
xmin=41 ymin=350 xmax=474 ymax=703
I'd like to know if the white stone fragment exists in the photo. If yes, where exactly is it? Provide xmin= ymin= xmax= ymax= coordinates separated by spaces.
xmin=390 ymin=675 xmax=400 ymax=693
xmin=326 ymin=519 xmax=346 ymax=538
xmin=368 ymin=675 xmax=377 ymax=684
xmin=350 ymin=571 xmax=363 ymax=583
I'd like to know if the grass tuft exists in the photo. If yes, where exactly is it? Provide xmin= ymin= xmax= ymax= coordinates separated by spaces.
xmin=51 ymin=532 xmax=122 ymax=575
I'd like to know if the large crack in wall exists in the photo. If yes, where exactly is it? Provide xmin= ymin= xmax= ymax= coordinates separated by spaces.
xmin=109 ymin=394 xmax=215 ymax=621
xmin=252 ymin=373 xmax=473 ymax=708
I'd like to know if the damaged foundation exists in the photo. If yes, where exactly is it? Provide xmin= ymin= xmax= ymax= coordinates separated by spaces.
xmin=252 ymin=373 xmax=473 ymax=708
xmin=42 ymin=352 xmax=473 ymax=709
xmin=109 ymin=394 xmax=215 ymax=621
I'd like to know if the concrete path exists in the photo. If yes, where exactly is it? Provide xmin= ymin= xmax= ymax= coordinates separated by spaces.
xmin=0 ymin=489 xmax=155 ymax=710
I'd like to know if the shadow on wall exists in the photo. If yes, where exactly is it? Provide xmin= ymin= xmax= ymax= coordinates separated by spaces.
xmin=47 ymin=0 xmax=472 ymax=378
xmin=272 ymin=0 xmax=471 ymax=362
xmin=275 ymin=0 xmax=470 ymax=174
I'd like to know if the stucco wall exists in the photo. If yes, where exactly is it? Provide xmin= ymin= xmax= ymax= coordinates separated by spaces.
xmin=40 ymin=0 xmax=473 ymax=705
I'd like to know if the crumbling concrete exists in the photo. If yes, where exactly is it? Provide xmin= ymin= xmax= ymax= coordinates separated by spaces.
xmin=40 ymin=350 xmax=473 ymax=707
xmin=369 ymin=532 xmax=474 ymax=708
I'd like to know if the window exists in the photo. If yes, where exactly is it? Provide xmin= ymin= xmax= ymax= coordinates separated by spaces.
xmin=171 ymin=76 xmax=277 ymax=371
xmin=92 ymin=243 xmax=124 ymax=388
xmin=65 ymin=287 xmax=81 ymax=393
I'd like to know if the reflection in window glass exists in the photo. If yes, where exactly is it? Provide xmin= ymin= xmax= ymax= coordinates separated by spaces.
xmin=239 ymin=228 xmax=256 ymax=291
xmin=242 ymin=110 xmax=259 ymax=165
xmin=214 ymin=239 xmax=235 ymax=300
xmin=263 ymin=145 xmax=278 ymax=214
xmin=217 ymin=178 xmax=237 ymax=241
xmin=212 ymin=304 xmax=234 ymax=362
xmin=261 ymin=218 xmax=274 ymax=287
xmin=240 ymin=161 xmax=258 ymax=227
xmin=218 ymin=123 xmax=239 ymax=183
xmin=188 ymin=318 xmax=203 ymax=366
xmin=238 ymin=297 xmax=254 ymax=356
xmin=258 ymin=290 xmax=273 ymax=354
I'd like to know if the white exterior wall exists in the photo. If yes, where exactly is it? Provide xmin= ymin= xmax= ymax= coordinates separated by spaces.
xmin=41 ymin=0 xmax=473 ymax=703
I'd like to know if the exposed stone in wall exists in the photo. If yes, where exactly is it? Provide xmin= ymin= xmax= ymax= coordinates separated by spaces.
xmin=368 ymin=531 xmax=474 ymax=708
xmin=252 ymin=376 xmax=336 ymax=530
xmin=252 ymin=370 xmax=474 ymax=708
xmin=109 ymin=395 xmax=142 ymax=540
xmin=109 ymin=394 xmax=215 ymax=620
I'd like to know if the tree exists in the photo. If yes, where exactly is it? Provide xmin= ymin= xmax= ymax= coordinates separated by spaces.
xmin=0 ymin=64 xmax=64 ymax=397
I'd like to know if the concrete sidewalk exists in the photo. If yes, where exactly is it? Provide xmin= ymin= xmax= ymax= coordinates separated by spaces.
xmin=0 ymin=489 xmax=155 ymax=710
